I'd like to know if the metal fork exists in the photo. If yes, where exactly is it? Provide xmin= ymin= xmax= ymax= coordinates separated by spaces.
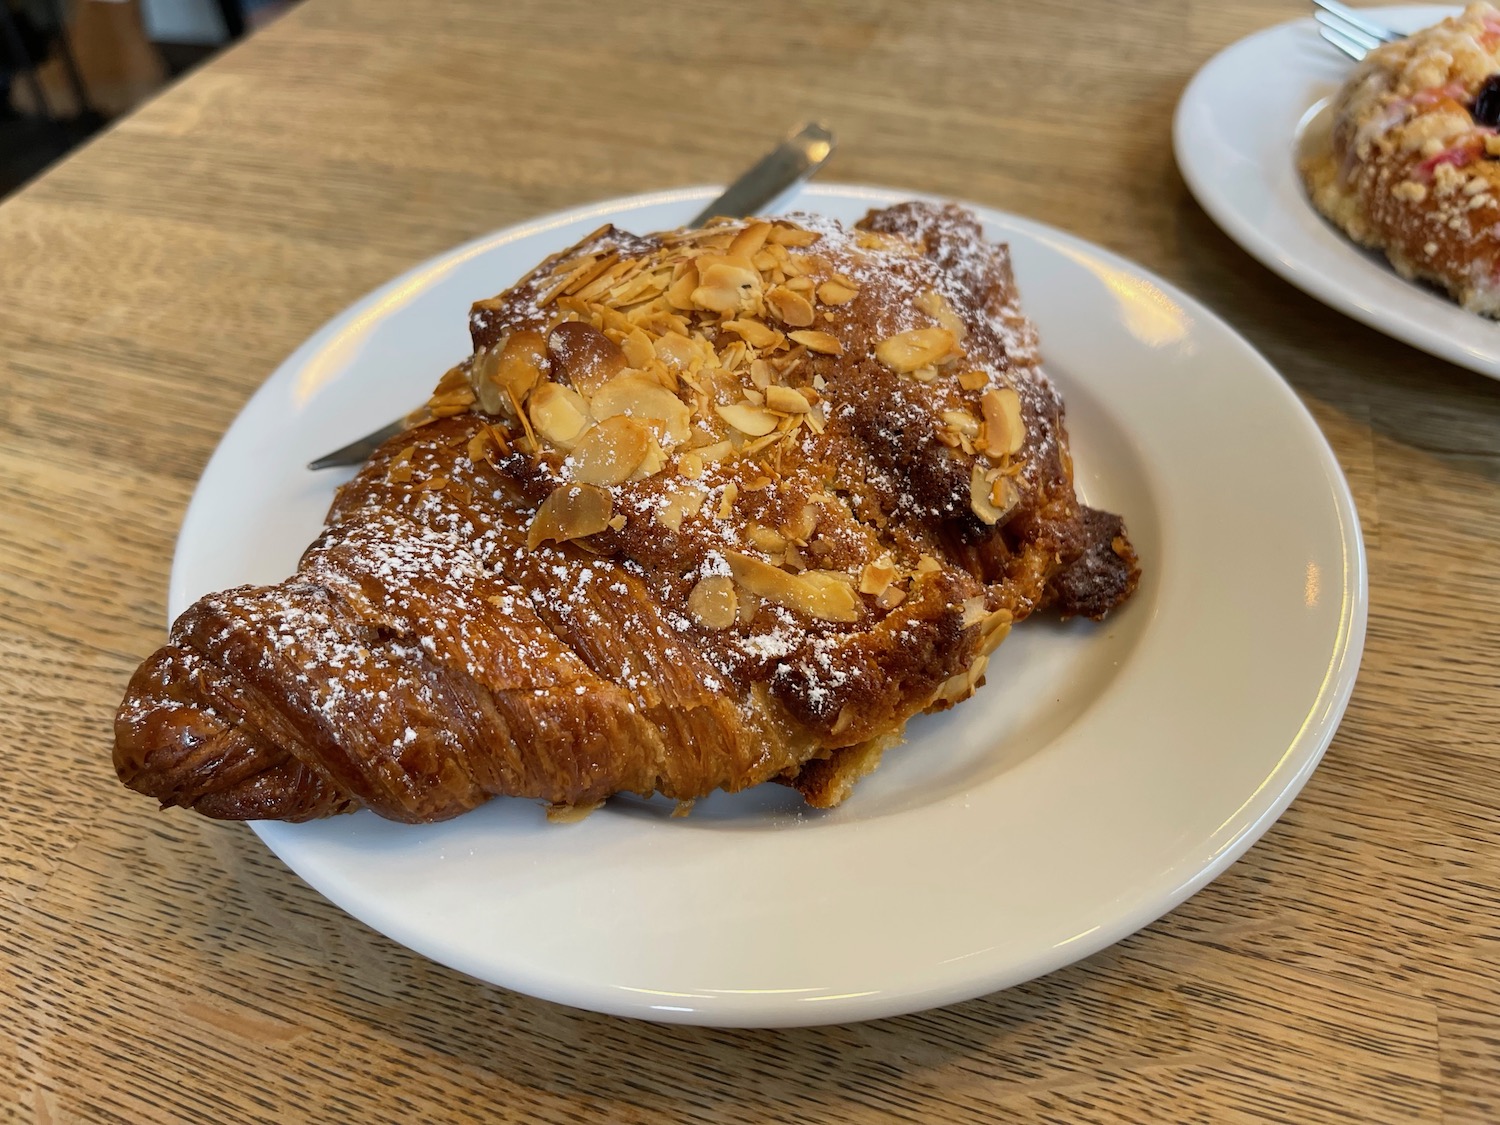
xmin=1313 ymin=0 xmax=1404 ymax=61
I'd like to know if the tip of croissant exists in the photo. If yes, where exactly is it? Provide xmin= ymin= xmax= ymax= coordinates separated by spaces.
xmin=114 ymin=644 xmax=355 ymax=822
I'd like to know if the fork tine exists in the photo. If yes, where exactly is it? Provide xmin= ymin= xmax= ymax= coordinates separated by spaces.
xmin=1318 ymin=24 xmax=1369 ymax=61
xmin=1314 ymin=10 xmax=1382 ymax=52
xmin=1312 ymin=0 xmax=1403 ymax=43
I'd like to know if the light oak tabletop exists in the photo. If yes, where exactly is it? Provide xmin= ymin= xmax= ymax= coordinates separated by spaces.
xmin=3 ymin=1 xmax=1497 ymax=1121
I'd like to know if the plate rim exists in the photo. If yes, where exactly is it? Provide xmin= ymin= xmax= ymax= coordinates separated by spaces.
xmin=1171 ymin=5 xmax=1499 ymax=378
xmin=173 ymin=183 xmax=1368 ymax=1026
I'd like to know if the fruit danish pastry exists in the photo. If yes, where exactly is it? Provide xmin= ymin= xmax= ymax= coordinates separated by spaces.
xmin=1304 ymin=2 xmax=1500 ymax=314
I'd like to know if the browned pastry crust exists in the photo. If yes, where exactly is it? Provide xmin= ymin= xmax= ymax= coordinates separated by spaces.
xmin=1302 ymin=3 xmax=1500 ymax=314
xmin=115 ymin=202 xmax=1139 ymax=822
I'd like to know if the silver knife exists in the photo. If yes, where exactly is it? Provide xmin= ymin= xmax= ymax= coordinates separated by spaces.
xmin=307 ymin=121 xmax=836 ymax=470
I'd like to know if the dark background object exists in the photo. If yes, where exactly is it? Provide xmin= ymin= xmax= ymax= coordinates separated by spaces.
xmin=0 ymin=0 xmax=103 ymax=195
xmin=0 ymin=0 xmax=293 ymax=199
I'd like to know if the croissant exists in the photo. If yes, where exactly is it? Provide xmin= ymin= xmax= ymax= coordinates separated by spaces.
xmin=115 ymin=202 xmax=1139 ymax=823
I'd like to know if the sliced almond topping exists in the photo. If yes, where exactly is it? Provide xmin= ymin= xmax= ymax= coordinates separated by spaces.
xmin=933 ymin=654 xmax=989 ymax=706
xmin=961 ymin=596 xmax=989 ymax=627
xmin=433 ymin=361 xmax=470 ymax=396
xmin=697 ymin=440 xmax=734 ymax=463
xmin=765 ymin=285 xmax=816 ymax=327
xmin=803 ymin=405 xmax=826 ymax=434
xmin=747 ymin=523 xmax=787 ymax=553
xmin=559 ymin=250 xmax=621 ymax=298
xmin=609 ymin=269 xmax=668 ymax=307
xmin=574 ymin=257 xmax=640 ymax=304
xmin=691 ymin=256 xmax=761 ymax=314
xmin=537 ymin=254 xmax=600 ymax=307
xmin=768 ymin=225 xmax=820 ymax=247
xmin=969 ymin=463 xmax=1021 ymax=524
xmin=387 ymin=460 xmax=415 ymax=484
xmin=916 ymin=554 xmax=941 ymax=574
xmin=480 ymin=422 xmax=510 ymax=456
xmin=568 ymin=416 xmax=651 ymax=485
xmin=717 ymin=481 xmax=739 ymax=519
xmin=665 ymin=259 xmax=700 ymax=310
xmin=722 ymin=318 xmax=784 ymax=350
xmin=977 ymin=607 xmax=1014 ymax=655
xmin=529 ymin=382 xmax=591 ymax=448
xmin=773 ymin=346 xmax=807 ymax=374
xmin=472 ymin=334 xmax=544 ymax=413
xmin=736 ymin=588 xmax=761 ymax=626
xmin=876 ymin=326 xmax=954 ymax=373
xmin=980 ymin=386 xmax=1025 ymax=456
xmin=970 ymin=464 xmax=1001 ymax=524
xmin=654 ymin=331 xmax=699 ymax=374
xmin=724 ymin=552 xmax=861 ymax=622
xmin=915 ymin=288 xmax=968 ymax=341
xmin=816 ymin=277 xmax=860 ymax=306
xmin=607 ymin=514 xmax=627 ymax=531
xmin=678 ymin=450 xmax=704 ymax=479
xmin=940 ymin=409 xmax=980 ymax=436
xmin=633 ymin=432 xmax=667 ymax=480
xmin=466 ymin=432 xmax=491 ymax=462
xmin=859 ymin=554 xmax=898 ymax=596
xmin=749 ymin=358 xmax=774 ymax=389
xmin=548 ymin=321 xmax=623 ymax=395
xmin=469 ymin=354 xmax=505 ymax=415
xmin=430 ymin=396 xmax=476 ymax=419
xmin=729 ymin=221 xmax=773 ymax=260
xmin=687 ymin=575 xmax=738 ymax=631
xmin=656 ymin=485 xmax=709 ymax=530
xmin=715 ymin=402 xmax=779 ymax=437
xmin=989 ymin=475 xmax=1020 ymax=520
xmin=717 ymin=339 xmax=748 ymax=372
xmin=590 ymin=373 xmax=692 ymax=444
xmin=764 ymin=385 xmax=812 ymax=414
xmin=958 ymin=370 xmax=989 ymax=391
xmin=855 ymin=229 xmax=908 ymax=252
xmin=526 ymin=483 xmax=613 ymax=550
xmin=782 ymin=502 xmax=819 ymax=543
xmin=788 ymin=329 xmax=843 ymax=355
xmin=620 ymin=327 xmax=656 ymax=369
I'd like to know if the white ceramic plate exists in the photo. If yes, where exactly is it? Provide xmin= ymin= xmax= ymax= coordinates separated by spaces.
xmin=1172 ymin=5 xmax=1500 ymax=379
xmin=171 ymin=184 xmax=1366 ymax=1027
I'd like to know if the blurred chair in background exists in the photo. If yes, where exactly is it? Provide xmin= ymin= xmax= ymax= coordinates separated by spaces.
xmin=0 ymin=0 xmax=102 ymax=194
xmin=140 ymin=0 xmax=241 ymax=73
xmin=1 ymin=0 xmax=291 ymax=196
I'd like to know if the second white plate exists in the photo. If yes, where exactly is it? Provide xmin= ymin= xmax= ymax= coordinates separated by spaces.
xmin=171 ymin=185 xmax=1366 ymax=1027
xmin=1172 ymin=6 xmax=1500 ymax=378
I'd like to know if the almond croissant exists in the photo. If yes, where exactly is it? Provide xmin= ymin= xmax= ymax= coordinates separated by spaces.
xmin=115 ymin=202 xmax=1139 ymax=823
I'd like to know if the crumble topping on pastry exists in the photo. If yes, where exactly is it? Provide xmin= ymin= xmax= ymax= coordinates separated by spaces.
xmin=1303 ymin=2 xmax=1500 ymax=314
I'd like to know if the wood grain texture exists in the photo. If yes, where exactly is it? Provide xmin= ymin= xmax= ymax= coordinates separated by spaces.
xmin=2 ymin=0 xmax=1497 ymax=1120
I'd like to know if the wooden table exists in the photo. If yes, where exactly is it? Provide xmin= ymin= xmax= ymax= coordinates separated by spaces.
xmin=3 ymin=1 xmax=1496 ymax=1120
